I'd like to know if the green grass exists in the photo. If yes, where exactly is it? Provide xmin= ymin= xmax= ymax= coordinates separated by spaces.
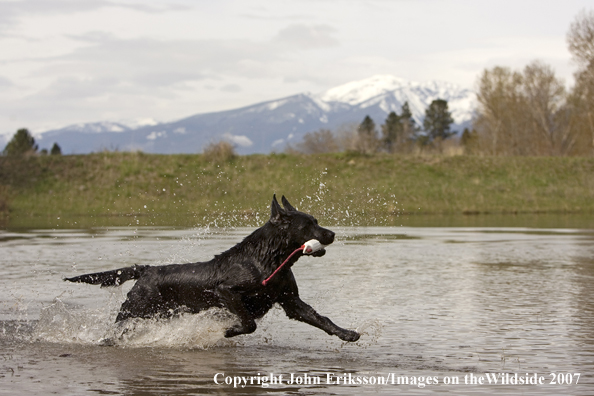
xmin=1 ymin=152 xmax=594 ymax=227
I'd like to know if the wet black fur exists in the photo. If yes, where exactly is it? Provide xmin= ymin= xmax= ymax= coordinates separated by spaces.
xmin=65 ymin=195 xmax=360 ymax=342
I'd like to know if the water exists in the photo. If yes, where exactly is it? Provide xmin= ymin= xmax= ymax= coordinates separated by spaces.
xmin=1 ymin=225 xmax=593 ymax=395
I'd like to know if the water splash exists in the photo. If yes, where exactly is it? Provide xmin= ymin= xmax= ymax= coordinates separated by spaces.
xmin=33 ymin=298 xmax=237 ymax=349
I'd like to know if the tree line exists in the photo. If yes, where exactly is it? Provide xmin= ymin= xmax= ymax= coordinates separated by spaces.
xmin=468 ymin=9 xmax=594 ymax=156
xmin=294 ymin=9 xmax=594 ymax=157
xmin=2 ymin=128 xmax=61 ymax=156
xmin=290 ymin=99 xmax=457 ymax=155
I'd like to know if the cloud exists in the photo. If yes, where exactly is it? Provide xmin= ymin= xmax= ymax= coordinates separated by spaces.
xmin=29 ymin=23 xmax=339 ymax=100
xmin=273 ymin=24 xmax=340 ymax=50
xmin=0 ymin=0 xmax=190 ymax=37
xmin=220 ymin=84 xmax=242 ymax=93
xmin=0 ymin=76 xmax=14 ymax=88
xmin=0 ymin=0 xmax=187 ymax=18
xmin=52 ymin=35 xmax=275 ymax=78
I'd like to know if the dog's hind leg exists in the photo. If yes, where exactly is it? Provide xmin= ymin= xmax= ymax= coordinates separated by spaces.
xmin=215 ymin=285 xmax=257 ymax=338
xmin=115 ymin=280 xmax=167 ymax=322
xmin=279 ymin=295 xmax=360 ymax=342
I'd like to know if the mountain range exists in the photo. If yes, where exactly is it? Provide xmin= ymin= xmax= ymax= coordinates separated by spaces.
xmin=36 ymin=75 xmax=476 ymax=155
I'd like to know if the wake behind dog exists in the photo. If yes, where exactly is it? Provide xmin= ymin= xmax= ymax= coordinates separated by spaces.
xmin=65 ymin=195 xmax=360 ymax=344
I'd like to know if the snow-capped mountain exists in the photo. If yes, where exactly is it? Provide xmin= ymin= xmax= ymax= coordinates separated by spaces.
xmin=314 ymin=75 xmax=474 ymax=127
xmin=36 ymin=75 xmax=475 ymax=154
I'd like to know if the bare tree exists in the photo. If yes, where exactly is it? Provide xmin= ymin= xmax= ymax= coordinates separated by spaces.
xmin=567 ymin=9 xmax=594 ymax=155
xmin=474 ymin=62 xmax=574 ymax=156
xmin=567 ymin=9 xmax=594 ymax=70
xmin=295 ymin=129 xmax=339 ymax=154
xmin=203 ymin=140 xmax=237 ymax=162
xmin=522 ymin=61 xmax=572 ymax=155
xmin=474 ymin=66 xmax=528 ymax=155
xmin=333 ymin=122 xmax=359 ymax=152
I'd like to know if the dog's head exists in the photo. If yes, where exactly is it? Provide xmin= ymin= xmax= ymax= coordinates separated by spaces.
xmin=269 ymin=195 xmax=335 ymax=249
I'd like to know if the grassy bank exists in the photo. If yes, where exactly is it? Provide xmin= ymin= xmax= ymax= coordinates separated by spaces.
xmin=1 ymin=152 xmax=593 ymax=227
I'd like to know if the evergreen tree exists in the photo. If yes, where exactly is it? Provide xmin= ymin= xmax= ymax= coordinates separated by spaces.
xmin=381 ymin=102 xmax=419 ymax=153
xmin=359 ymin=115 xmax=376 ymax=137
xmin=381 ymin=111 xmax=400 ymax=152
xmin=423 ymin=99 xmax=455 ymax=142
xmin=50 ymin=143 xmax=62 ymax=155
xmin=400 ymin=101 xmax=419 ymax=141
xmin=356 ymin=115 xmax=379 ymax=154
xmin=3 ymin=128 xmax=38 ymax=156
xmin=460 ymin=128 xmax=478 ymax=153
xmin=401 ymin=101 xmax=413 ymax=120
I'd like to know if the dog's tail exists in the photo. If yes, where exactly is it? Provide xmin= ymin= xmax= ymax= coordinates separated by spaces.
xmin=64 ymin=264 xmax=150 ymax=287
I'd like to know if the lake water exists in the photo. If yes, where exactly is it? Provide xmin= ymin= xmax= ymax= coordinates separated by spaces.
xmin=1 ymin=224 xmax=593 ymax=395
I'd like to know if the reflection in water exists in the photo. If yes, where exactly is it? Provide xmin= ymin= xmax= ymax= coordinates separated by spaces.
xmin=0 ymin=225 xmax=593 ymax=394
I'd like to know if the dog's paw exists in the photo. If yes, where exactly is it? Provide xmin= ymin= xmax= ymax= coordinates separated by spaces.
xmin=338 ymin=330 xmax=360 ymax=342
xmin=224 ymin=326 xmax=242 ymax=338
xmin=225 ymin=322 xmax=257 ymax=338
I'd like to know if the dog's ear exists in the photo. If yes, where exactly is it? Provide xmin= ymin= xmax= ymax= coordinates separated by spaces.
xmin=281 ymin=196 xmax=297 ymax=212
xmin=270 ymin=194 xmax=286 ymax=224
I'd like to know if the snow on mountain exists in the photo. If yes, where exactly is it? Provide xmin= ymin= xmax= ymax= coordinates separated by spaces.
xmin=119 ymin=118 xmax=160 ymax=129
xmin=60 ymin=121 xmax=131 ymax=134
xmin=317 ymin=75 xmax=410 ymax=105
xmin=36 ymin=75 xmax=476 ymax=155
xmin=315 ymin=74 xmax=474 ymax=126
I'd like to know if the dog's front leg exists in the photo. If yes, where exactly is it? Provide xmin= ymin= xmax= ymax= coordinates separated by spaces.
xmin=279 ymin=296 xmax=360 ymax=342
xmin=215 ymin=285 xmax=257 ymax=338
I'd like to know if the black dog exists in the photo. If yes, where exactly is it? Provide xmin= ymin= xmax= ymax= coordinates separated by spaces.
xmin=65 ymin=195 xmax=360 ymax=342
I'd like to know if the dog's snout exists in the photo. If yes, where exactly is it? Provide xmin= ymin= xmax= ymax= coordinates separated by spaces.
xmin=318 ymin=229 xmax=335 ymax=245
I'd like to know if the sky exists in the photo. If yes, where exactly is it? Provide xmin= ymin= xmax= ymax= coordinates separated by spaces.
xmin=0 ymin=0 xmax=592 ymax=139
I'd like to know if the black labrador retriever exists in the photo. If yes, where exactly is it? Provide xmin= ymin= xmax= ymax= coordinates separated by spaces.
xmin=65 ymin=195 xmax=360 ymax=342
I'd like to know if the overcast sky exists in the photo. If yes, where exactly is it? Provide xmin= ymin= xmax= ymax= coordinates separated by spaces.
xmin=0 ymin=0 xmax=591 ymax=138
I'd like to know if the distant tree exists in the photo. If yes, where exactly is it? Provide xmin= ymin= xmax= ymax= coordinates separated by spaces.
xmin=423 ymin=99 xmax=455 ymax=144
xmin=566 ymin=9 xmax=594 ymax=155
xmin=567 ymin=9 xmax=594 ymax=70
xmin=3 ymin=128 xmax=38 ymax=156
xmin=296 ymin=129 xmax=338 ymax=154
xmin=332 ymin=122 xmax=359 ymax=152
xmin=474 ymin=62 xmax=574 ymax=155
xmin=460 ymin=128 xmax=479 ymax=154
xmin=355 ymin=115 xmax=380 ymax=154
xmin=400 ymin=101 xmax=414 ymax=122
xmin=203 ymin=140 xmax=236 ymax=162
xmin=522 ymin=61 xmax=570 ymax=155
xmin=381 ymin=111 xmax=400 ymax=152
xmin=415 ymin=135 xmax=431 ymax=153
xmin=50 ymin=143 xmax=62 ymax=155
xmin=474 ymin=66 xmax=526 ymax=155
xmin=380 ymin=103 xmax=419 ymax=154
xmin=566 ymin=68 xmax=594 ymax=155
xmin=398 ymin=102 xmax=419 ymax=152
